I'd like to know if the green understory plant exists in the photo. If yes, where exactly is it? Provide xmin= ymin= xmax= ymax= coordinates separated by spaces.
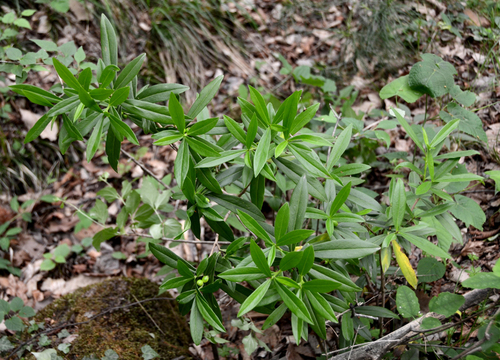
xmin=9 ymin=15 xmax=500 ymax=359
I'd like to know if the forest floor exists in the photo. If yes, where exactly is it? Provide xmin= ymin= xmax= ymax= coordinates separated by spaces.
xmin=1 ymin=0 xmax=500 ymax=359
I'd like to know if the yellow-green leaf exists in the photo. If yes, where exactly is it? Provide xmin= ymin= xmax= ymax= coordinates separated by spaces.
xmin=392 ymin=240 xmax=417 ymax=289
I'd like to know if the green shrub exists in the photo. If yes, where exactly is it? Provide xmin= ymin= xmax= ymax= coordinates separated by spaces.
xmin=9 ymin=14 xmax=500 ymax=358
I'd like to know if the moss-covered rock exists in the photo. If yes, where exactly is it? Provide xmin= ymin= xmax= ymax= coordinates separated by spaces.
xmin=29 ymin=277 xmax=191 ymax=359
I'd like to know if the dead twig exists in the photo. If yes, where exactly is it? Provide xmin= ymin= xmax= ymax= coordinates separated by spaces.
xmin=121 ymin=148 xmax=171 ymax=190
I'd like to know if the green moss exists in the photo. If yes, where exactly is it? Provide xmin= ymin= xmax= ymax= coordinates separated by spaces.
xmin=28 ymin=277 xmax=191 ymax=359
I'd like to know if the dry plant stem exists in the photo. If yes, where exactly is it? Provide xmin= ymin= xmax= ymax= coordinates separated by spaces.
xmin=326 ymin=289 xmax=493 ymax=360
xmin=7 ymin=297 xmax=175 ymax=359
xmin=121 ymin=148 xmax=171 ymax=190
xmin=209 ymin=211 xmax=231 ymax=256
xmin=131 ymin=293 xmax=165 ymax=336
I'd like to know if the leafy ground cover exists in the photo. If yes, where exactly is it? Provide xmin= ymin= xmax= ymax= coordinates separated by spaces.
xmin=1 ymin=0 xmax=500 ymax=359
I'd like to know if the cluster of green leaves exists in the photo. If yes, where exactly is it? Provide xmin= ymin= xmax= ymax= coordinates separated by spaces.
xmin=277 ymin=54 xmax=336 ymax=103
xmin=0 ymin=194 xmax=61 ymax=276
xmin=14 ymin=16 xmax=497 ymax=354
xmin=1 ymin=13 xmax=90 ymax=86
xmin=0 ymin=297 xmax=36 ymax=333
xmin=381 ymin=53 xmax=486 ymax=142
xmin=393 ymin=259 xmax=500 ymax=358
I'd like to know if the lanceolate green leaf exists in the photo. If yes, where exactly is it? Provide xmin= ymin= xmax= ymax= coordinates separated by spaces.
xmin=246 ymin=114 xmax=258 ymax=149
xmin=391 ymin=178 xmax=406 ymax=231
xmin=218 ymin=267 xmax=267 ymax=282
xmin=309 ymin=264 xmax=361 ymax=292
xmin=109 ymin=86 xmax=130 ymax=106
xmin=313 ymin=240 xmax=380 ymax=259
xmin=274 ymin=280 xmax=313 ymax=323
xmin=243 ymin=217 xmax=272 ymax=251
xmin=108 ymin=113 xmax=139 ymax=145
xmin=86 ymin=115 xmax=105 ymax=162
xmin=305 ymin=290 xmax=338 ymax=322
xmin=196 ymin=293 xmax=225 ymax=332
xmin=262 ymin=303 xmax=287 ymax=330
xmin=99 ymin=64 xmax=120 ymax=88
xmin=78 ymin=67 xmax=92 ymax=91
xmin=52 ymin=58 xmax=81 ymax=90
xmin=290 ymin=103 xmax=320 ymax=136
xmin=100 ymin=14 xmax=118 ymax=67
xmin=122 ymin=99 xmax=172 ymax=124
xmin=17 ymin=91 xmax=53 ymax=107
xmin=106 ymin=127 xmax=121 ymax=171
xmin=249 ymin=86 xmax=270 ymax=125
xmin=169 ymin=92 xmax=185 ymax=133
xmin=393 ymin=108 xmax=424 ymax=152
xmin=277 ymin=229 xmax=314 ymax=247
xmin=434 ymin=173 xmax=483 ymax=183
xmin=289 ymin=143 xmax=330 ymax=179
xmin=190 ymin=298 xmax=204 ymax=345
xmin=114 ymin=53 xmax=146 ymax=89
xmin=297 ymin=246 xmax=314 ymax=276
xmin=254 ymin=127 xmax=271 ymax=177
xmin=302 ymin=279 xmax=341 ymax=293
xmin=399 ymin=232 xmax=451 ymax=259
xmin=62 ymin=115 xmax=83 ymax=141
xmin=289 ymin=176 xmax=308 ymax=232
xmin=327 ymin=124 xmax=352 ymax=171
xmin=195 ymin=150 xmax=246 ymax=168
xmin=430 ymin=119 xmax=460 ymax=147
xmin=250 ymin=239 xmax=272 ymax=277
xmin=207 ymin=193 xmax=265 ymax=221
xmin=9 ymin=84 xmax=61 ymax=103
xmin=25 ymin=114 xmax=51 ymax=143
xmin=223 ymin=115 xmax=247 ymax=144
xmin=187 ymin=117 xmax=218 ymax=136
xmin=160 ymin=276 xmax=191 ymax=290
xmin=185 ymin=136 xmax=222 ymax=157
xmin=150 ymin=243 xmax=193 ymax=270
xmin=174 ymin=140 xmax=190 ymax=189
xmin=275 ymin=203 xmax=290 ymax=242
xmin=276 ymin=90 xmax=300 ymax=130
xmin=279 ymin=252 xmax=303 ymax=272
xmin=136 ymin=83 xmax=189 ymax=102
xmin=273 ymin=158 xmax=327 ymax=202
xmin=329 ymin=182 xmax=351 ymax=216
xmin=188 ymin=75 xmax=223 ymax=119
xmin=238 ymin=279 xmax=271 ymax=317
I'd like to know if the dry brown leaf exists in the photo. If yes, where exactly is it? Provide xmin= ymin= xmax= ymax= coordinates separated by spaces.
xmin=69 ymin=0 xmax=92 ymax=21
xmin=286 ymin=343 xmax=303 ymax=360
xmin=464 ymin=9 xmax=490 ymax=27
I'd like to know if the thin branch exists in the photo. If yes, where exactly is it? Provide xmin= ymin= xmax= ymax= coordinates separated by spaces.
xmin=131 ymin=293 xmax=165 ymax=336
xmin=210 ymin=211 xmax=231 ymax=256
xmin=121 ymin=148 xmax=171 ymax=190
